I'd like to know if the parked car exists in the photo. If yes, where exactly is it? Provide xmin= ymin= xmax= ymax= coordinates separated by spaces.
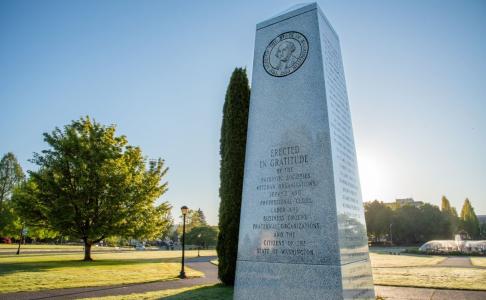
xmin=0 ymin=237 xmax=12 ymax=244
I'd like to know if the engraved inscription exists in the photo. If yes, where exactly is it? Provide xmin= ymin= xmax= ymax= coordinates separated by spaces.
xmin=251 ymin=144 xmax=320 ymax=262
xmin=323 ymin=33 xmax=369 ymax=263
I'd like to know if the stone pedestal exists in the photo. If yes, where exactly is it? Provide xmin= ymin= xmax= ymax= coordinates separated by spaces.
xmin=234 ymin=3 xmax=375 ymax=299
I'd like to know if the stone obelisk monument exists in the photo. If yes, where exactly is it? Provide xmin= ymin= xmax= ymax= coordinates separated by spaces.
xmin=234 ymin=3 xmax=375 ymax=299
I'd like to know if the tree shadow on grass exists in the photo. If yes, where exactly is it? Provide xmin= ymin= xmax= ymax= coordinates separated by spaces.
xmin=0 ymin=257 xmax=182 ymax=276
xmin=162 ymin=284 xmax=233 ymax=300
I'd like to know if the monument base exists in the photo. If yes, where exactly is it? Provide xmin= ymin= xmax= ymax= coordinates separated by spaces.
xmin=235 ymin=260 xmax=374 ymax=300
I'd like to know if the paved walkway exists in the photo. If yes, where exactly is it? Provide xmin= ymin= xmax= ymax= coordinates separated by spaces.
xmin=0 ymin=256 xmax=219 ymax=300
xmin=438 ymin=256 xmax=472 ymax=267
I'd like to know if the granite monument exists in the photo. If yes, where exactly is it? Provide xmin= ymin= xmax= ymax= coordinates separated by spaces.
xmin=234 ymin=3 xmax=375 ymax=299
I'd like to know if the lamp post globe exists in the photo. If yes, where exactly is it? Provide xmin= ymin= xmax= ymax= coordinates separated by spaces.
xmin=181 ymin=205 xmax=188 ymax=216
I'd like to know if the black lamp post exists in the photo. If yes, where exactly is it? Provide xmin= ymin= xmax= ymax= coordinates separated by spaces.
xmin=179 ymin=205 xmax=188 ymax=279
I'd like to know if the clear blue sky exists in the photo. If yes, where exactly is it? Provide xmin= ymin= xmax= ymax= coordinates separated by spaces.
xmin=1 ymin=0 xmax=485 ymax=224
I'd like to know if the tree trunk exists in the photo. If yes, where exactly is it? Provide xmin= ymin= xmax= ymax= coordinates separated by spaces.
xmin=83 ymin=241 xmax=93 ymax=261
xmin=16 ymin=227 xmax=23 ymax=255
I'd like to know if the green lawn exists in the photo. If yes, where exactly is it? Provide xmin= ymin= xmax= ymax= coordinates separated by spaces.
xmin=471 ymin=257 xmax=486 ymax=267
xmin=0 ymin=244 xmax=82 ymax=251
xmin=80 ymin=284 xmax=233 ymax=300
xmin=370 ymin=253 xmax=445 ymax=267
xmin=369 ymin=246 xmax=417 ymax=254
xmin=371 ymin=253 xmax=486 ymax=290
xmin=0 ymin=249 xmax=216 ymax=293
xmin=372 ymin=266 xmax=486 ymax=290
xmin=0 ymin=244 xmax=133 ymax=253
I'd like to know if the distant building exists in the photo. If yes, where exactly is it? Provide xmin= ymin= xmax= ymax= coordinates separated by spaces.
xmin=395 ymin=198 xmax=424 ymax=207
xmin=478 ymin=215 xmax=486 ymax=224
xmin=384 ymin=198 xmax=424 ymax=209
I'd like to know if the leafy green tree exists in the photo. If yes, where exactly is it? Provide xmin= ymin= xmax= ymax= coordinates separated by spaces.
xmin=0 ymin=200 xmax=22 ymax=238
xmin=157 ymin=217 xmax=174 ymax=241
xmin=176 ymin=208 xmax=207 ymax=237
xmin=13 ymin=117 xmax=171 ymax=260
xmin=180 ymin=208 xmax=208 ymax=231
xmin=26 ymin=226 xmax=59 ymax=241
xmin=480 ymin=222 xmax=486 ymax=240
xmin=391 ymin=205 xmax=422 ymax=244
xmin=418 ymin=203 xmax=450 ymax=241
xmin=440 ymin=196 xmax=459 ymax=237
xmin=185 ymin=225 xmax=218 ymax=249
xmin=364 ymin=200 xmax=393 ymax=243
xmin=191 ymin=208 xmax=207 ymax=227
xmin=0 ymin=153 xmax=24 ymax=237
xmin=459 ymin=198 xmax=480 ymax=238
xmin=451 ymin=207 xmax=458 ymax=217
xmin=389 ymin=203 xmax=452 ymax=245
xmin=0 ymin=153 xmax=24 ymax=209
xmin=217 ymin=68 xmax=250 ymax=285
xmin=104 ymin=236 xmax=121 ymax=247
xmin=364 ymin=197 xmax=479 ymax=245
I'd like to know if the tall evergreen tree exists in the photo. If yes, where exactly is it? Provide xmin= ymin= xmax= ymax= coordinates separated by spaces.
xmin=191 ymin=208 xmax=208 ymax=227
xmin=217 ymin=68 xmax=250 ymax=285
xmin=440 ymin=196 xmax=459 ymax=237
xmin=440 ymin=196 xmax=452 ymax=213
xmin=459 ymin=198 xmax=480 ymax=238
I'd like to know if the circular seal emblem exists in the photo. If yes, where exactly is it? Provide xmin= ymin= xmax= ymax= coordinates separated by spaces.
xmin=263 ymin=31 xmax=309 ymax=77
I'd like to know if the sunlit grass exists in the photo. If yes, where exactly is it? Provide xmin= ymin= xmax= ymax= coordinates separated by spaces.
xmin=79 ymin=284 xmax=233 ymax=300
xmin=370 ymin=253 xmax=445 ymax=267
xmin=0 ymin=244 xmax=84 ymax=252
xmin=0 ymin=250 xmax=216 ymax=293
xmin=0 ymin=244 xmax=131 ymax=253
xmin=372 ymin=267 xmax=486 ymax=290
xmin=371 ymin=253 xmax=486 ymax=290
xmin=470 ymin=257 xmax=486 ymax=267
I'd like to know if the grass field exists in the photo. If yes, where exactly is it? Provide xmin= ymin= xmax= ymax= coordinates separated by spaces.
xmin=372 ymin=266 xmax=486 ymax=290
xmin=0 ymin=244 xmax=134 ymax=253
xmin=471 ymin=257 xmax=486 ymax=267
xmin=369 ymin=252 xmax=445 ymax=267
xmin=80 ymin=284 xmax=233 ymax=300
xmin=0 ymin=244 xmax=83 ymax=251
xmin=371 ymin=253 xmax=486 ymax=290
xmin=0 ymin=249 xmax=216 ymax=293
